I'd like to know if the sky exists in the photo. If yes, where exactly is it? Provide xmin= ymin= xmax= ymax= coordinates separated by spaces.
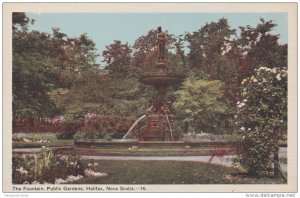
xmin=26 ymin=12 xmax=288 ymax=63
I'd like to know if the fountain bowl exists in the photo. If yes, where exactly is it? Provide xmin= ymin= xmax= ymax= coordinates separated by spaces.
xmin=140 ymin=74 xmax=184 ymax=88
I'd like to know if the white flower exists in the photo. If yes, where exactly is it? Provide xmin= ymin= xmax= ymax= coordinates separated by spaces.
xmin=276 ymin=74 xmax=281 ymax=81
xmin=258 ymin=67 xmax=272 ymax=72
xmin=70 ymin=162 xmax=74 ymax=165
xmin=55 ymin=175 xmax=83 ymax=184
xmin=237 ymin=102 xmax=245 ymax=108
xmin=252 ymin=78 xmax=258 ymax=82
xmin=241 ymin=79 xmax=247 ymax=85
xmin=93 ymin=163 xmax=98 ymax=166
xmin=272 ymin=68 xmax=277 ymax=73
xmin=240 ymin=127 xmax=245 ymax=131
xmin=16 ymin=167 xmax=28 ymax=175
xmin=248 ymin=128 xmax=251 ymax=131
xmin=23 ymin=138 xmax=30 ymax=143
xmin=258 ymin=67 xmax=267 ymax=71
xmin=32 ymin=181 xmax=40 ymax=184
xmin=88 ymin=163 xmax=92 ymax=167
xmin=66 ymin=175 xmax=83 ymax=182
xmin=55 ymin=178 xmax=66 ymax=184
xmin=60 ymin=155 xmax=68 ymax=160
xmin=243 ymin=99 xmax=247 ymax=102
xmin=84 ymin=169 xmax=108 ymax=177
xmin=262 ymin=78 xmax=267 ymax=83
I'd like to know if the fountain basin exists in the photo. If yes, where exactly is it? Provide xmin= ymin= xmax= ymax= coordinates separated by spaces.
xmin=74 ymin=139 xmax=234 ymax=149
xmin=140 ymin=74 xmax=184 ymax=88
xmin=72 ymin=139 xmax=238 ymax=156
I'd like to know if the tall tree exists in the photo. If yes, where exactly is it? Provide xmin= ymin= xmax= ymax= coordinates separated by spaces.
xmin=13 ymin=19 xmax=58 ymax=116
xmin=12 ymin=13 xmax=100 ymax=117
xmin=237 ymin=18 xmax=288 ymax=80
xmin=184 ymin=19 xmax=240 ymax=131
xmin=102 ymin=40 xmax=132 ymax=78
xmin=185 ymin=18 xmax=237 ymax=77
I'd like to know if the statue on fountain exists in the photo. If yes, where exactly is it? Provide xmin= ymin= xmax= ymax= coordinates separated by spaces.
xmin=156 ymin=26 xmax=168 ymax=63
xmin=138 ymin=26 xmax=184 ymax=141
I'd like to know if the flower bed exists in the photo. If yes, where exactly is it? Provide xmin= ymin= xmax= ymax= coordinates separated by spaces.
xmin=12 ymin=148 xmax=107 ymax=184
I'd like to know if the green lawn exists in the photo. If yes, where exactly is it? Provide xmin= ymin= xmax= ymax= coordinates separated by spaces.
xmin=71 ymin=160 xmax=286 ymax=184
xmin=12 ymin=132 xmax=73 ymax=148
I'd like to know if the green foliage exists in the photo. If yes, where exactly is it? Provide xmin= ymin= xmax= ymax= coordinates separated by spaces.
xmin=12 ymin=14 xmax=288 ymax=144
xmin=237 ymin=19 xmax=287 ymax=79
xmin=174 ymin=77 xmax=227 ymax=133
xmin=132 ymin=29 xmax=186 ymax=76
xmin=56 ymin=120 xmax=83 ymax=139
xmin=102 ymin=40 xmax=132 ymax=77
xmin=12 ymin=12 xmax=33 ymax=31
xmin=185 ymin=18 xmax=236 ymax=73
xmin=59 ymin=73 xmax=150 ymax=118
xmin=13 ymin=13 xmax=99 ymax=117
xmin=12 ymin=149 xmax=89 ymax=184
xmin=82 ymin=116 xmax=136 ymax=139
xmin=184 ymin=18 xmax=239 ymax=128
xmin=235 ymin=67 xmax=287 ymax=176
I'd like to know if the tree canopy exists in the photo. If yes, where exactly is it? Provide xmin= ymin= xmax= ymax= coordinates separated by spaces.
xmin=12 ymin=13 xmax=287 ymax=137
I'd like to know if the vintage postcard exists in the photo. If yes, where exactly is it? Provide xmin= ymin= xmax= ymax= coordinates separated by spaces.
xmin=2 ymin=2 xmax=298 ymax=194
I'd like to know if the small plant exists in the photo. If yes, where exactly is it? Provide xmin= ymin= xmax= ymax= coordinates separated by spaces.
xmin=12 ymin=148 xmax=107 ymax=184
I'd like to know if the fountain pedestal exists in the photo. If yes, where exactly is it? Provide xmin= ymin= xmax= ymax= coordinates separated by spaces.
xmin=139 ymin=113 xmax=181 ymax=141
xmin=139 ymin=61 xmax=184 ymax=141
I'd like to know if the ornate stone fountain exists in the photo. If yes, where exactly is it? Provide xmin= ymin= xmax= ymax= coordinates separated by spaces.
xmin=139 ymin=27 xmax=184 ymax=141
xmin=74 ymin=27 xmax=236 ymax=154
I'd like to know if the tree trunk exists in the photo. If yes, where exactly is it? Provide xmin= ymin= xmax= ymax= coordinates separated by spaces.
xmin=274 ymin=145 xmax=280 ymax=178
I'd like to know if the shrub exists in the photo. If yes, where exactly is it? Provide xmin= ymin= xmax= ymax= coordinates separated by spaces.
xmin=56 ymin=120 xmax=83 ymax=139
xmin=234 ymin=67 xmax=287 ymax=176
xmin=12 ymin=148 xmax=105 ymax=184
xmin=83 ymin=115 xmax=135 ymax=139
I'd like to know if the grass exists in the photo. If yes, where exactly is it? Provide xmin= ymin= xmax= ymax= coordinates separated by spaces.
xmin=71 ymin=160 xmax=286 ymax=184
xmin=12 ymin=132 xmax=74 ymax=148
